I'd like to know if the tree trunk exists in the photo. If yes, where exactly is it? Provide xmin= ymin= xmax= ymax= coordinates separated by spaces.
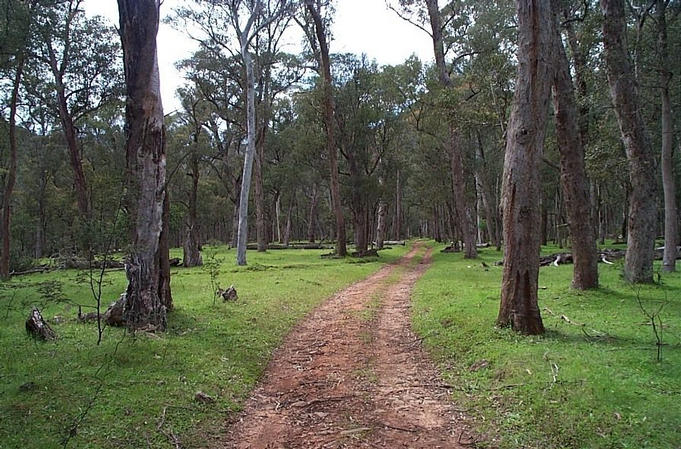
xmin=306 ymin=2 xmax=346 ymax=257
xmin=158 ymin=191 xmax=172 ymax=311
xmin=376 ymin=200 xmax=387 ymax=250
xmin=118 ymin=0 xmax=168 ymax=331
xmin=254 ymin=125 xmax=267 ymax=252
xmin=425 ymin=0 xmax=477 ymax=259
xmin=183 ymin=152 xmax=203 ymax=267
xmin=601 ymin=0 xmax=658 ymax=283
xmin=395 ymin=169 xmax=402 ymax=239
xmin=236 ymin=41 xmax=257 ymax=266
xmin=657 ymin=0 xmax=676 ymax=272
xmin=307 ymin=184 xmax=319 ymax=243
xmin=275 ymin=191 xmax=282 ymax=243
xmin=551 ymin=3 xmax=599 ymax=289
xmin=498 ymin=0 xmax=554 ymax=335
xmin=1 ymin=57 xmax=24 ymax=279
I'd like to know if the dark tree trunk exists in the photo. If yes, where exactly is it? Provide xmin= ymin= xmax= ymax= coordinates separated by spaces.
xmin=425 ymin=0 xmax=477 ymax=259
xmin=159 ymin=191 xmax=172 ymax=311
xmin=376 ymin=200 xmax=387 ymax=250
xmin=657 ymin=0 xmax=677 ymax=272
xmin=601 ymin=0 xmax=658 ymax=283
xmin=551 ymin=2 xmax=599 ymax=289
xmin=1 ymin=57 xmax=24 ymax=279
xmin=395 ymin=169 xmax=402 ymax=240
xmin=498 ymin=0 xmax=554 ymax=335
xmin=306 ymin=1 xmax=346 ymax=257
xmin=118 ymin=0 xmax=168 ymax=331
xmin=183 ymin=152 xmax=203 ymax=267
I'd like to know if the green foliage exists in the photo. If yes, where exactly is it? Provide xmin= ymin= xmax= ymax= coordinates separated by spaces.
xmin=0 ymin=244 xmax=408 ymax=448
xmin=413 ymin=243 xmax=681 ymax=448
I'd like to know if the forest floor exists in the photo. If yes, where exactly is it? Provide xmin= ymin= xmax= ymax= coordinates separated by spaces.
xmin=215 ymin=242 xmax=473 ymax=448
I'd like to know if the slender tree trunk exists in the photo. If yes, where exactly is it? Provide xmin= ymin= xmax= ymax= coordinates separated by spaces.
xmin=306 ymin=2 xmax=346 ymax=256
xmin=275 ymin=191 xmax=282 ymax=243
xmin=657 ymin=0 xmax=676 ymax=272
xmin=118 ymin=0 xmax=168 ymax=331
xmin=307 ymin=184 xmax=319 ymax=242
xmin=395 ymin=169 xmax=402 ymax=239
xmin=1 ymin=57 xmax=24 ymax=279
xmin=551 ymin=3 xmax=599 ymax=289
xmin=425 ymin=0 xmax=477 ymax=258
xmin=498 ymin=0 xmax=554 ymax=335
xmin=254 ymin=125 xmax=267 ymax=252
xmin=601 ymin=0 xmax=658 ymax=283
xmin=236 ymin=42 xmax=257 ymax=266
xmin=376 ymin=200 xmax=387 ymax=250
xmin=183 ymin=152 xmax=203 ymax=267
xmin=231 ymin=201 xmax=239 ymax=248
xmin=158 ymin=191 xmax=172 ymax=311
xmin=284 ymin=196 xmax=293 ymax=246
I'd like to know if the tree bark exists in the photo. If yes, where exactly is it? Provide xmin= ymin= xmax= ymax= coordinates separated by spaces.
xmin=376 ymin=200 xmax=387 ymax=250
xmin=1 ymin=57 xmax=24 ymax=279
xmin=395 ymin=169 xmax=402 ymax=240
xmin=183 ymin=150 xmax=203 ymax=267
xmin=551 ymin=2 xmax=599 ymax=289
xmin=601 ymin=0 xmax=658 ymax=283
xmin=254 ymin=124 xmax=267 ymax=252
xmin=305 ymin=1 xmax=347 ymax=257
xmin=307 ymin=184 xmax=319 ymax=243
xmin=425 ymin=0 xmax=477 ymax=258
xmin=498 ymin=0 xmax=554 ymax=335
xmin=236 ymin=38 xmax=257 ymax=266
xmin=118 ymin=0 xmax=168 ymax=331
xmin=657 ymin=0 xmax=677 ymax=272
xmin=158 ymin=191 xmax=172 ymax=311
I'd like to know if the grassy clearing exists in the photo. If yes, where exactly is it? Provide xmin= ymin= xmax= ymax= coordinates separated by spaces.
xmin=412 ymin=242 xmax=681 ymax=449
xmin=0 ymin=244 xmax=408 ymax=448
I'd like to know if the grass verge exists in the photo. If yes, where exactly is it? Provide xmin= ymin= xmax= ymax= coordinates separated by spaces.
xmin=412 ymin=242 xmax=681 ymax=448
xmin=0 ymin=244 xmax=408 ymax=448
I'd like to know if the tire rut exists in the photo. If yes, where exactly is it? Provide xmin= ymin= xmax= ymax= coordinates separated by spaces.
xmin=217 ymin=244 xmax=471 ymax=448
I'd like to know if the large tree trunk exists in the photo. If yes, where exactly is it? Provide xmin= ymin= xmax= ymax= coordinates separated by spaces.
xmin=425 ymin=0 xmax=477 ymax=259
xmin=118 ymin=0 xmax=168 ymax=331
xmin=657 ymin=0 xmax=676 ymax=272
xmin=236 ymin=42 xmax=257 ymax=266
xmin=498 ymin=0 xmax=554 ymax=335
xmin=551 ymin=3 xmax=599 ymax=289
xmin=601 ymin=0 xmax=658 ymax=283
xmin=1 ymin=57 xmax=24 ymax=279
xmin=306 ymin=1 xmax=346 ymax=257
xmin=183 ymin=152 xmax=203 ymax=267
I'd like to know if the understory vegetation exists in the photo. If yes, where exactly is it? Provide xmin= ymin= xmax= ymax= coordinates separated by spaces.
xmin=0 ymin=245 xmax=408 ymax=448
xmin=413 ymin=242 xmax=681 ymax=449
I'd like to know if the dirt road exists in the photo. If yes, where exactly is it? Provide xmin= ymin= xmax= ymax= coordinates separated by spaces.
xmin=217 ymin=244 xmax=471 ymax=448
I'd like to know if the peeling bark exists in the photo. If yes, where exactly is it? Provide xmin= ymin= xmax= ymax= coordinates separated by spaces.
xmin=118 ymin=0 xmax=168 ymax=331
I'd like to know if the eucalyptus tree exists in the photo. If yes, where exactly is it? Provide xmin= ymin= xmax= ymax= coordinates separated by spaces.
xmin=0 ymin=0 xmax=36 ymax=278
xmin=601 ymin=0 xmax=658 ymax=283
xmin=497 ymin=0 xmax=554 ymax=335
xmin=551 ymin=0 xmax=599 ymax=289
xmin=299 ymin=0 xmax=347 ymax=256
xmin=118 ymin=0 xmax=170 ymax=330
xmin=175 ymin=0 xmax=292 ymax=265
xmin=29 ymin=0 xmax=122 ymax=220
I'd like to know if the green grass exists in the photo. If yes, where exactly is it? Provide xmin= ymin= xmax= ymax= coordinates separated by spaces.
xmin=412 ymin=242 xmax=681 ymax=448
xmin=0 ymin=244 xmax=409 ymax=448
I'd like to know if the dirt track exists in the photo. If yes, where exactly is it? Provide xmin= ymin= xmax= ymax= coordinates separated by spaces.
xmin=217 ymin=244 xmax=471 ymax=448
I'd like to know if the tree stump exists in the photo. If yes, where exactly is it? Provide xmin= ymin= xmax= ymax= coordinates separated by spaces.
xmin=104 ymin=293 xmax=127 ymax=327
xmin=217 ymin=285 xmax=238 ymax=302
xmin=26 ymin=308 xmax=57 ymax=341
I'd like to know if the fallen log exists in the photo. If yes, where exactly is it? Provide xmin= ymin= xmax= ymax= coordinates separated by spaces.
xmin=496 ymin=248 xmax=678 ymax=267
xmin=351 ymin=249 xmax=379 ymax=258
xmin=26 ymin=308 xmax=57 ymax=341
